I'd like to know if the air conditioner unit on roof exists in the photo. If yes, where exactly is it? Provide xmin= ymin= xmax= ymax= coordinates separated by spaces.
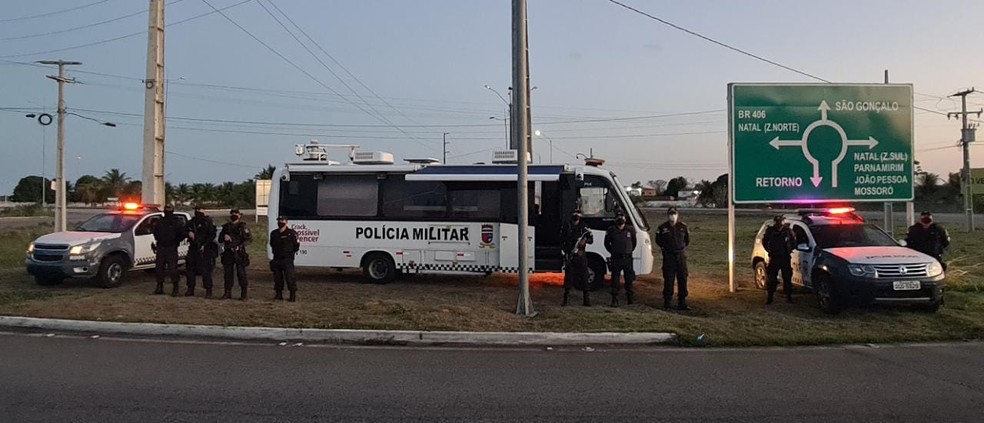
xmin=352 ymin=151 xmax=395 ymax=165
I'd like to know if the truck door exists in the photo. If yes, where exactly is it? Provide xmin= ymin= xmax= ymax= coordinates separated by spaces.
xmin=790 ymin=223 xmax=814 ymax=288
xmin=132 ymin=214 xmax=161 ymax=268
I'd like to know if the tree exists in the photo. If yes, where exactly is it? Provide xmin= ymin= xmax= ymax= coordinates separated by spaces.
xmin=631 ymin=181 xmax=643 ymax=189
xmin=71 ymin=175 xmax=101 ymax=203
xmin=664 ymin=177 xmax=689 ymax=198
xmin=101 ymin=169 xmax=131 ymax=199
xmin=696 ymin=174 xmax=728 ymax=208
xmin=255 ymin=165 xmax=276 ymax=180
xmin=11 ymin=175 xmax=54 ymax=203
xmin=647 ymin=179 xmax=667 ymax=196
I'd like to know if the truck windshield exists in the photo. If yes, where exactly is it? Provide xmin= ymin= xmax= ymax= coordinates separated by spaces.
xmin=811 ymin=224 xmax=898 ymax=249
xmin=609 ymin=172 xmax=649 ymax=230
xmin=76 ymin=214 xmax=142 ymax=233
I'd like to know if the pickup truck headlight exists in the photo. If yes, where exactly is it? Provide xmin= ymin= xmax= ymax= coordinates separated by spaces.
xmin=27 ymin=243 xmax=35 ymax=254
xmin=69 ymin=242 xmax=101 ymax=255
xmin=927 ymin=261 xmax=944 ymax=277
xmin=848 ymin=264 xmax=876 ymax=277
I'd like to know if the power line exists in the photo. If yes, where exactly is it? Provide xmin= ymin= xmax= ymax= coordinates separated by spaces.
xmin=0 ymin=1 xmax=187 ymax=41
xmin=0 ymin=0 xmax=111 ymax=23
xmin=165 ymin=149 xmax=260 ymax=169
xmin=0 ymin=0 xmax=253 ymax=59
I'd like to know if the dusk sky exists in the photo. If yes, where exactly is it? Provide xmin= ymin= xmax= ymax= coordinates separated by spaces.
xmin=3 ymin=0 xmax=984 ymax=195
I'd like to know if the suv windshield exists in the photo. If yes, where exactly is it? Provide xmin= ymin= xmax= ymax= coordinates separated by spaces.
xmin=810 ymin=223 xmax=898 ymax=249
xmin=76 ymin=213 xmax=143 ymax=233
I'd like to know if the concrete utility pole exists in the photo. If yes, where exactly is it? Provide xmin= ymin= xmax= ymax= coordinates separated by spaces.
xmin=513 ymin=0 xmax=534 ymax=316
xmin=38 ymin=60 xmax=81 ymax=233
xmin=142 ymin=0 xmax=166 ymax=205
xmin=882 ymin=70 xmax=895 ymax=235
xmin=442 ymin=132 xmax=450 ymax=164
xmin=948 ymin=88 xmax=980 ymax=232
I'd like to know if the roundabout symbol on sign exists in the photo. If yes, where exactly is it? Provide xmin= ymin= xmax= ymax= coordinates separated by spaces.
xmin=768 ymin=100 xmax=878 ymax=188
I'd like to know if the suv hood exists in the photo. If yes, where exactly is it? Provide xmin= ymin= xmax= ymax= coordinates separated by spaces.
xmin=824 ymin=246 xmax=934 ymax=265
xmin=33 ymin=231 xmax=121 ymax=246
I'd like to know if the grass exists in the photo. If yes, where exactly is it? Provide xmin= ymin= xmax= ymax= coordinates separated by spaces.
xmin=0 ymin=213 xmax=982 ymax=347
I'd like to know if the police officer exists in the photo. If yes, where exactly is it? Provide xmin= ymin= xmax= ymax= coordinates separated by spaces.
xmin=905 ymin=211 xmax=950 ymax=271
xmin=762 ymin=214 xmax=796 ymax=304
xmin=152 ymin=204 xmax=186 ymax=296
xmin=604 ymin=211 xmax=637 ymax=307
xmin=269 ymin=216 xmax=300 ymax=302
xmin=561 ymin=210 xmax=593 ymax=307
xmin=655 ymin=207 xmax=690 ymax=310
xmin=185 ymin=205 xmax=218 ymax=298
xmin=219 ymin=209 xmax=251 ymax=300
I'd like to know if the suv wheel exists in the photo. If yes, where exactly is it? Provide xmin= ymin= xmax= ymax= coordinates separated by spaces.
xmin=753 ymin=261 xmax=767 ymax=290
xmin=814 ymin=274 xmax=842 ymax=314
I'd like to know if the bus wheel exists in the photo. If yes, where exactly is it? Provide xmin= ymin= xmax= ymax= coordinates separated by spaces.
xmin=586 ymin=255 xmax=607 ymax=291
xmin=363 ymin=253 xmax=396 ymax=284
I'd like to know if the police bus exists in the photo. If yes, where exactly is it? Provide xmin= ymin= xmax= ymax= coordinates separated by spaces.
xmin=266 ymin=142 xmax=654 ymax=285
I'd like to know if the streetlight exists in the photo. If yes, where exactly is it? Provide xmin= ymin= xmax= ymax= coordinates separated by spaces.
xmin=25 ymin=112 xmax=52 ymax=208
xmin=533 ymin=130 xmax=554 ymax=164
xmin=484 ymin=85 xmax=511 ymax=149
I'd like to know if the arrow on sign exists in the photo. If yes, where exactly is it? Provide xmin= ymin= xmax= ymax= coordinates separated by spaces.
xmin=818 ymin=100 xmax=831 ymax=122
xmin=845 ymin=136 xmax=879 ymax=149
xmin=769 ymin=137 xmax=803 ymax=150
xmin=811 ymin=167 xmax=823 ymax=187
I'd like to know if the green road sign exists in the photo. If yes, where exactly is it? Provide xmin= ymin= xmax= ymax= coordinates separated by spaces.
xmin=729 ymin=83 xmax=914 ymax=203
xmin=972 ymin=168 xmax=984 ymax=196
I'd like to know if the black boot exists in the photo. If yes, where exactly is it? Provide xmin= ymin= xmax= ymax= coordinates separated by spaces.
xmin=766 ymin=292 xmax=775 ymax=305
xmin=561 ymin=289 xmax=570 ymax=307
xmin=170 ymin=284 xmax=180 ymax=297
xmin=663 ymin=299 xmax=672 ymax=310
xmin=288 ymin=291 xmax=297 ymax=302
xmin=582 ymin=291 xmax=591 ymax=307
xmin=239 ymin=287 xmax=248 ymax=301
xmin=626 ymin=293 xmax=634 ymax=305
xmin=204 ymin=289 xmax=213 ymax=299
xmin=273 ymin=291 xmax=284 ymax=301
xmin=786 ymin=294 xmax=794 ymax=303
xmin=222 ymin=289 xmax=232 ymax=300
xmin=610 ymin=294 xmax=619 ymax=308
xmin=184 ymin=288 xmax=195 ymax=297
xmin=677 ymin=301 xmax=691 ymax=311
xmin=152 ymin=283 xmax=164 ymax=295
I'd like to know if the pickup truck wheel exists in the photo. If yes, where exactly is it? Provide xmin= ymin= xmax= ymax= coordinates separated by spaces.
xmin=362 ymin=253 xmax=396 ymax=284
xmin=34 ymin=275 xmax=63 ymax=286
xmin=814 ymin=274 xmax=842 ymax=314
xmin=753 ymin=261 xmax=767 ymax=290
xmin=94 ymin=255 xmax=128 ymax=288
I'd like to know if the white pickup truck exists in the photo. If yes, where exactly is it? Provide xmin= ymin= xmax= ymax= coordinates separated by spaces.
xmin=25 ymin=204 xmax=190 ymax=287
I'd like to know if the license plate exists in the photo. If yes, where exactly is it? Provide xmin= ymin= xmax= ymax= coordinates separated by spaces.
xmin=893 ymin=281 xmax=921 ymax=291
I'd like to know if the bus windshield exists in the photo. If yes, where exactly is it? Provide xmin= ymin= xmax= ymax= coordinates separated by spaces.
xmin=610 ymin=172 xmax=648 ymax=230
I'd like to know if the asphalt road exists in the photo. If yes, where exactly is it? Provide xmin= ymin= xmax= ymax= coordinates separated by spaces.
xmin=1 ymin=332 xmax=982 ymax=422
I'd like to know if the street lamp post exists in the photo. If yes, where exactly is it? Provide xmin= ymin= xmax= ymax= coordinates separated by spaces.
xmin=484 ymin=85 xmax=512 ymax=149
xmin=25 ymin=113 xmax=51 ymax=209
xmin=533 ymin=130 xmax=554 ymax=164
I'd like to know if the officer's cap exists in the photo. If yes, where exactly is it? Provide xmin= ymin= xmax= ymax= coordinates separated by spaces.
xmin=615 ymin=210 xmax=625 ymax=217
xmin=920 ymin=210 xmax=933 ymax=217
xmin=773 ymin=214 xmax=784 ymax=223
xmin=229 ymin=208 xmax=240 ymax=215
xmin=667 ymin=207 xmax=678 ymax=215
xmin=276 ymin=215 xmax=288 ymax=221
xmin=193 ymin=205 xmax=205 ymax=211
xmin=571 ymin=210 xmax=582 ymax=218
xmin=163 ymin=204 xmax=174 ymax=211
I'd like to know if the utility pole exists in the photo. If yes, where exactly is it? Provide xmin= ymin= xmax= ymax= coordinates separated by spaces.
xmin=442 ymin=132 xmax=450 ymax=164
xmin=142 ymin=0 xmax=166 ymax=205
xmin=513 ymin=0 xmax=534 ymax=316
xmin=947 ymin=89 xmax=980 ymax=232
xmin=38 ymin=60 xmax=81 ymax=233
xmin=883 ymin=70 xmax=895 ymax=236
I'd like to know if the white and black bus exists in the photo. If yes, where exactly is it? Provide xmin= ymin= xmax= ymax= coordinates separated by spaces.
xmin=266 ymin=143 xmax=653 ymax=286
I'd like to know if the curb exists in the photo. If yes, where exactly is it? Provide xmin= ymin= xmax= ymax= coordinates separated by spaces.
xmin=0 ymin=316 xmax=677 ymax=347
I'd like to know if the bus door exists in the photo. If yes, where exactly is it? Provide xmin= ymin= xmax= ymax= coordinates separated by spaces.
xmin=534 ymin=180 xmax=564 ymax=271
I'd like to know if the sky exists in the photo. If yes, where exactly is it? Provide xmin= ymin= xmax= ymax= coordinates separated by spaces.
xmin=2 ymin=0 xmax=984 ymax=196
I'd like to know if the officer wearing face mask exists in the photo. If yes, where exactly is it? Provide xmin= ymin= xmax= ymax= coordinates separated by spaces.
xmin=185 ymin=205 xmax=218 ymax=298
xmin=762 ymin=214 xmax=796 ymax=304
xmin=905 ymin=211 xmax=950 ymax=271
xmin=655 ymin=207 xmax=690 ymax=310
xmin=219 ymin=209 xmax=251 ymax=300
xmin=269 ymin=216 xmax=300 ymax=302
xmin=151 ymin=204 xmax=186 ymax=296
xmin=604 ymin=211 xmax=637 ymax=307
xmin=561 ymin=210 xmax=593 ymax=307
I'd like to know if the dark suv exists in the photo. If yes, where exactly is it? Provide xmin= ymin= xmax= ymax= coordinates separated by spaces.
xmin=751 ymin=208 xmax=945 ymax=314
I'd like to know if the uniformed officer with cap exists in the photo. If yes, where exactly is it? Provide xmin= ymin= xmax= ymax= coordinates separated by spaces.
xmin=152 ymin=204 xmax=186 ymax=296
xmin=185 ymin=205 xmax=218 ymax=298
xmin=561 ymin=209 xmax=593 ymax=306
xmin=219 ymin=209 xmax=251 ymax=300
xmin=604 ymin=210 xmax=637 ymax=307
xmin=655 ymin=207 xmax=691 ymax=310
xmin=762 ymin=214 xmax=796 ymax=304
xmin=269 ymin=215 xmax=300 ymax=302
xmin=905 ymin=211 xmax=950 ymax=270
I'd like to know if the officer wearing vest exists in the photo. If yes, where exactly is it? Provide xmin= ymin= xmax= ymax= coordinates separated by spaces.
xmin=152 ymin=204 xmax=186 ymax=296
xmin=655 ymin=207 xmax=691 ymax=310
xmin=604 ymin=211 xmax=637 ymax=307
xmin=269 ymin=216 xmax=300 ymax=302
xmin=561 ymin=210 xmax=593 ymax=307
xmin=762 ymin=215 xmax=796 ymax=304
xmin=905 ymin=211 xmax=950 ymax=271
xmin=185 ymin=205 xmax=218 ymax=298
xmin=219 ymin=209 xmax=251 ymax=300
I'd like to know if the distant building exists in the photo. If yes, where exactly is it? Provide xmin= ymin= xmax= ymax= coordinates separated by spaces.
xmin=641 ymin=187 xmax=658 ymax=197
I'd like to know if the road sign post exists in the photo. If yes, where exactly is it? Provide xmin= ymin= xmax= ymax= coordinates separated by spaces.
xmin=730 ymin=84 xmax=914 ymax=204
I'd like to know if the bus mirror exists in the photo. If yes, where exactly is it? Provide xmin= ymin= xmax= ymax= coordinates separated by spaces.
xmin=574 ymin=167 xmax=584 ymax=183
xmin=280 ymin=171 xmax=290 ymax=182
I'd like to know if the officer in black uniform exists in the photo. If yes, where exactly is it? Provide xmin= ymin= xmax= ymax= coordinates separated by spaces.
xmin=185 ymin=205 xmax=218 ymax=298
xmin=219 ymin=209 xmax=251 ymax=300
xmin=561 ymin=210 xmax=593 ymax=307
xmin=762 ymin=214 xmax=796 ymax=304
xmin=152 ymin=204 xmax=186 ymax=296
xmin=605 ymin=211 xmax=637 ymax=307
xmin=655 ymin=207 xmax=691 ymax=310
xmin=269 ymin=216 xmax=300 ymax=302
xmin=905 ymin=211 xmax=951 ymax=270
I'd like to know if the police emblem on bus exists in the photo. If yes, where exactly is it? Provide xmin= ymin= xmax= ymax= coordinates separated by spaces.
xmin=480 ymin=224 xmax=495 ymax=248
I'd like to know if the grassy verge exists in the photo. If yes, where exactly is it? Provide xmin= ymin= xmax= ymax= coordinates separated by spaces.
xmin=0 ymin=214 xmax=982 ymax=347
